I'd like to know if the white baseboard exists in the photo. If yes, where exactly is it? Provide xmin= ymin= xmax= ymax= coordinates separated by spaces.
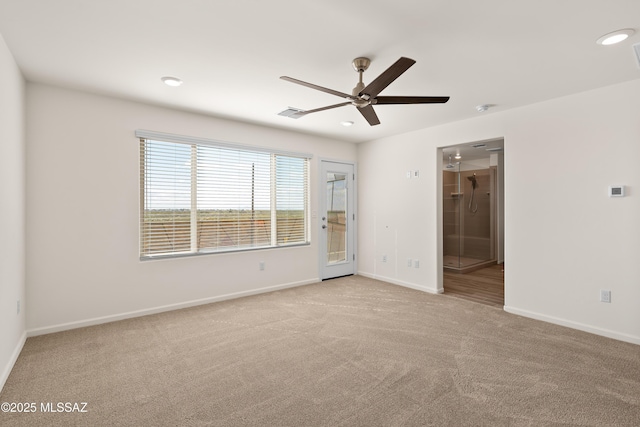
xmin=27 ymin=278 xmax=320 ymax=337
xmin=1 ymin=331 xmax=26 ymax=393
xmin=357 ymin=271 xmax=442 ymax=294
xmin=504 ymin=305 xmax=640 ymax=346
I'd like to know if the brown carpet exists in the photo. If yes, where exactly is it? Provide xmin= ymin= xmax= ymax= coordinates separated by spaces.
xmin=1 ymin=275 xmax=639 ymax=426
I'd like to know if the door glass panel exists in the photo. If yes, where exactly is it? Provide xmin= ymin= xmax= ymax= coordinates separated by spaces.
xmin=326 ymin=172 xmax=347 ymax=264
xmin=443 ymin=163 xmax=461 ymax=269
xmin=460 ymin=168 xmax=493 ymax=267
xmin=443 ymin=159 xmax=495 ymax=272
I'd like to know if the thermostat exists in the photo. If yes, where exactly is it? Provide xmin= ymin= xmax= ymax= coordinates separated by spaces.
xmin=609 ymin=185 xmax=625 ymax=197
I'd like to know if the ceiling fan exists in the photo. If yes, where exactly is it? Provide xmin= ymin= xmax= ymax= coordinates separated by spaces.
xmin=280 ymin=57 xmax=449 ymax=126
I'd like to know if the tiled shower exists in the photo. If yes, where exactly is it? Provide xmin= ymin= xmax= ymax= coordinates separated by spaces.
xmin=443 ymin=163 xmax=496 ymax=273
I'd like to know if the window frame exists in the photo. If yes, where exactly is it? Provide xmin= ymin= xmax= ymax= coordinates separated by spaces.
xmin=137 ymin=130 xmax=312 ymax=260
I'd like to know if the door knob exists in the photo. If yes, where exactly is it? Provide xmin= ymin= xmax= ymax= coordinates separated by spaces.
xmin=322 ymin=225 xmax=327 ymax=229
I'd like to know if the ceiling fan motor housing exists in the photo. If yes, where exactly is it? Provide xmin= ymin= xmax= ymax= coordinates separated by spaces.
xmin=352 ymin=98 xmax=370 ymax=108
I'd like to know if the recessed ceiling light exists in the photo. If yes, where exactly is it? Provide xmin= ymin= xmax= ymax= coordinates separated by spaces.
xmin=341 ymin=121 xmax=354 ymax=127
xmin=596 ymin=29 xmax=635 ymax=45
xmin=161 ymin=76 xmax=183 ymax=87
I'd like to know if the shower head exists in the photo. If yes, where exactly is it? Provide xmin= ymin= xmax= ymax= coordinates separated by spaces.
xmin=467 ymin=173 xmax=478 ymax=189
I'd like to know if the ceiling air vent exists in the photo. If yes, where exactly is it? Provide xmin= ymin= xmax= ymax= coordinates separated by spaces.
xmin=278 ymin=108 xmax=305 ymax=118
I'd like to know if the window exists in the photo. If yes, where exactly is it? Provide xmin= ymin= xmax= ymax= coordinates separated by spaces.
xmin=138 ymin=131 xmax=310 ymax=259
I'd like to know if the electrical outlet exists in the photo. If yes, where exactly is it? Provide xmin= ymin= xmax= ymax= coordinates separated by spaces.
xmin=406 ymin=171 xmax=412 ymax=179
xmin=407 ymin=259 xmax=412 ymax=267
xmin=382 ymin=255 xmax=387 ymax=263
xmin=600 ymin=290 xmax=611 ymax=303
xmin=413 ymin=170 xmax=420 ymax=178
xmin=414 ymin=260 xmax=420 ymax=268
xmin=259 ymin=261 xmax=265 ymax=271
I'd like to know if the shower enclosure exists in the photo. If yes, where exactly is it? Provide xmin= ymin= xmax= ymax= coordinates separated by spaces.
xmin=443 ymin=159 xmax=497 ymax=273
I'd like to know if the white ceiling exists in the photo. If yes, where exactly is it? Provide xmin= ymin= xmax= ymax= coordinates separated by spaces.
xmin=1 ymin=0 xmax=639 ymax=143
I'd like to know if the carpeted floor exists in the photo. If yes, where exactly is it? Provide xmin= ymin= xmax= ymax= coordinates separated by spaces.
xmin=1 ymin=275 xmax=639 ymax=426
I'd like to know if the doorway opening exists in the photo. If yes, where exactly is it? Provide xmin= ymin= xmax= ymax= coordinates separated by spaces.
xmin=440 ymin=139 xmax=504 ymax=307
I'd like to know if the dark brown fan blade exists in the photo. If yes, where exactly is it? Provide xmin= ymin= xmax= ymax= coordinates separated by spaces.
xmin=375 ymin=96 xmax=450 ymax=104
xmin=280 ymin=76 xmax=352 ymax=99
xmin=291 ymin=102 xmax=351 ymax=118
xmin=357 ymin=105 xmax=380 ymax=126
xmin=360 ymin=57 xmax=416 ymax=98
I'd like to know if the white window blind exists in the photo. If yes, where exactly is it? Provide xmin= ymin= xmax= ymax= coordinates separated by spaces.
xmin=139 ymin=132 xmax=310 ymax=258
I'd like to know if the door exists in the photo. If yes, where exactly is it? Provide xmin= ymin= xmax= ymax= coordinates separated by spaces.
xmin=320 ymin=160 xmax=355 ymax=280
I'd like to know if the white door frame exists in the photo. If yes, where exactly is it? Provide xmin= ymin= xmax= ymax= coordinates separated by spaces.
xmin=318 ymin=159 xmax=357 ymax=280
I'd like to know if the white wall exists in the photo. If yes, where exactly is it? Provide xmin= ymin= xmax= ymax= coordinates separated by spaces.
xmin=0 ymin=34 xmax=26 ymax=390
xmin=358 ymin=79 xmax=640 ymax=344
xmin=16 ymin=68 xmax=640 ymax=348
xmin=26 ymin=83 xmax=356 ymax=334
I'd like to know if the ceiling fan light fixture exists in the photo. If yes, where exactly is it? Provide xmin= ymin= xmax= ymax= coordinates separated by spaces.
xmin=341 ymin=121 xmax=354 ymax=127
xmin=161 ymin=76 xmax=183 ymax=87
xmin=476 ymin=104 xmax=489 ymax=112
xmin=596 ymin=29 xmax=635 ymax=45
